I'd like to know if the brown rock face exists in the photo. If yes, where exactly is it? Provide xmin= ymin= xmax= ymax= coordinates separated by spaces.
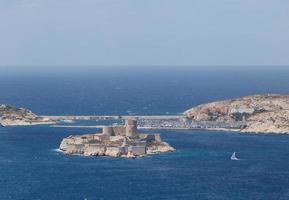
xmin=184 ymin=94 xmax=289 ymax=134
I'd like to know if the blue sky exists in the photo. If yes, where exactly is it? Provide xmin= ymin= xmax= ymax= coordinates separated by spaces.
xmin=0 ymin=0 xmax=289 ymax=67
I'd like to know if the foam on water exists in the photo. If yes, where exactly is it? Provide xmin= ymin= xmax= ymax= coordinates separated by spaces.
xmin=52 ymin=148 xmax=63 ymax=153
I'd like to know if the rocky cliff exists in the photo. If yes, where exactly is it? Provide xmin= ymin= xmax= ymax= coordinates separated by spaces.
xmin=184 ymin=94 xmax=289 ymax=134
xmin=59 ymin=119 xmax=175 ymax=158
xmin=0 ymin=104 xmax=54 ymax=126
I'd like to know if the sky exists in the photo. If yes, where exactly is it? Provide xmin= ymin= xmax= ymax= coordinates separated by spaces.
xmin=0 ymin=0 xmax=289 ymax=67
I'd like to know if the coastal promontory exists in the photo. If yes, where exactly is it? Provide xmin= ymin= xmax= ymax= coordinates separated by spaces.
xmin=0 ymin=104 xmax=55 ymax=126
xmin=184 ymin=94 xmax=289 ymax=134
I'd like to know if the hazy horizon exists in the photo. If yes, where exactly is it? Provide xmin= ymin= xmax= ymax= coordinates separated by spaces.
xmin=1 ymin=65 xmax=289 ymax=76
xmin=1 ymin=0 xmax=289 ymax=66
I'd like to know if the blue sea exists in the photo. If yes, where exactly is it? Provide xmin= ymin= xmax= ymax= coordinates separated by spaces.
xmin=1 ymin=68 xmax=289 ymax=200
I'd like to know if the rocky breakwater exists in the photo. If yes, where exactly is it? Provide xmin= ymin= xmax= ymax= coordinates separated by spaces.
xmin=184 ymin=94 xmax=289 ymax=134
xmin=0 ymin=104 xmax=55 ymax=126
xmin=59 ymin=119 xmax=175 ymax=158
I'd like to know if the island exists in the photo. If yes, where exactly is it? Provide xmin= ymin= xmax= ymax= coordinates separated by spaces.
xmin=0 ymin=104 xmax=55 ymax=126
xmin=2 ymin=94 xmax=289 ymax=135
xmin=184 ymin=94 xmax=289 ymax=134
xmin=59 ymin=118 xmax=175 ymax=158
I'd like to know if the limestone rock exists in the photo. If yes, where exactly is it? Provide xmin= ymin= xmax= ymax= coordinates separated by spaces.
xmin=0 ymin=104 xmax=55 ymax=126
xmin=147 ymin=141 xmax=176 ymax=154
xmin=59 ymin=119 xmax=175 ymax=158
xmin=184 ymin=94 xmax=289 ymax=134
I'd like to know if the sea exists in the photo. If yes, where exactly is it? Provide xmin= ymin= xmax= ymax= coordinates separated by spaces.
xmin=1 ymin=67 xmax=289 ymax=200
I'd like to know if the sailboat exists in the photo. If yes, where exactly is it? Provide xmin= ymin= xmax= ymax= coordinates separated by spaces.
xmin=230 ymin=152 xmax=239 ymax=160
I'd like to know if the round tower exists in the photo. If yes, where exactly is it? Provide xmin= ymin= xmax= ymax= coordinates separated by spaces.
xmin=102 ymin=126 xmax=114 ymax=136
xmin=125 ymin=118 xmax=138 ymax=138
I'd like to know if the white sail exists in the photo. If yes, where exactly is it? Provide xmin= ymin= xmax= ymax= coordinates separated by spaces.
xmin=230 ymin=152 xmax=239 ymax=160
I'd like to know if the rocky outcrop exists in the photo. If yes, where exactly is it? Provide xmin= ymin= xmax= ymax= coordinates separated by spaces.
xmin=0 ymin=104 xmax=55 ymax=126
xmin=59 ymin=119 xmax=175 ymax=158
xmin=184 ymin=94 xmax=289 ymax=134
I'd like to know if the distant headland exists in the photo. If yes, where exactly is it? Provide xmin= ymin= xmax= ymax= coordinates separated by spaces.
xmin=0 ymin=104 xmax=55 ymax=126
xmin=184 ymin=94 xmax=289 ymax=134
xmin=1 ymin=94 xmax=289 ymax=149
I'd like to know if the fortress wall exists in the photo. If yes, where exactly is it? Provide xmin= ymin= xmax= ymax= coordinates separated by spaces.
xmin=66 ymin=144 xmax=85 ymax=154
xmin=128 ymin=146 xmax=146 ymax=155
xmin=125 ymin=125 xmax=138 ymax=137
xmin=112 ymin=126 xmax=126 ymax=136
xmin=102 ymin=126 xmax=114 ymax=136
xmin=105 ymin=147 xmax=126 ymax=157
xmin=139 ymin=134 xmax=161 ymax=142
xmin=125 ymin=119 xmax=138 ymax=137
xmin=84 ymin=145 xmax=106 ymax=156
xmin=96 ymin=134 xmax=110 ymax=141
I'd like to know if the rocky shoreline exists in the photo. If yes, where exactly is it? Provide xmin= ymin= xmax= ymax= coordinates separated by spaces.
xmin=2 ymin=94 xmax=289 ymax=135
xmin=184 ymin=94 xmax=289 ymax=134
xmin=0 ymin=104 xmax=55 ymax=127
xmin=59 ymin=119 xmax=175 ymax=158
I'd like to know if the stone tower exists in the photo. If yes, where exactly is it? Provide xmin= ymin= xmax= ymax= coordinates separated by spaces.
xmin=125 ymin=118 xmax=138 ymax=138
xmin=102 ymin=126 xmax=114 ymax=136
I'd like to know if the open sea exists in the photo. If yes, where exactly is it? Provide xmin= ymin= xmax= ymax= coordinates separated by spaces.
xmin=1 ymin=68 xmax=289 ymax=200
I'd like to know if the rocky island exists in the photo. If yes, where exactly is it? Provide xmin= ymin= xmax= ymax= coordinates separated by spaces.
xmin=59 ymin=118 xmax=175 ymax=158
xmin=3 ymin=94 xmax=289 ymax=135
xmin=0 ymin=104 xmax=55 ymax=126
xmin=184 ymin=94 xmax=289 ymax=134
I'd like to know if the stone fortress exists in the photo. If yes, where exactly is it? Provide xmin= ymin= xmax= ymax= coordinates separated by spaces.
xmin=59 ymin=118 xmax=175 ymax=158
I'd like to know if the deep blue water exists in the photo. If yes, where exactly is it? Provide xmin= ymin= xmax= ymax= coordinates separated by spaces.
xmin=1 ymin=68 xmax=289 ymax=200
